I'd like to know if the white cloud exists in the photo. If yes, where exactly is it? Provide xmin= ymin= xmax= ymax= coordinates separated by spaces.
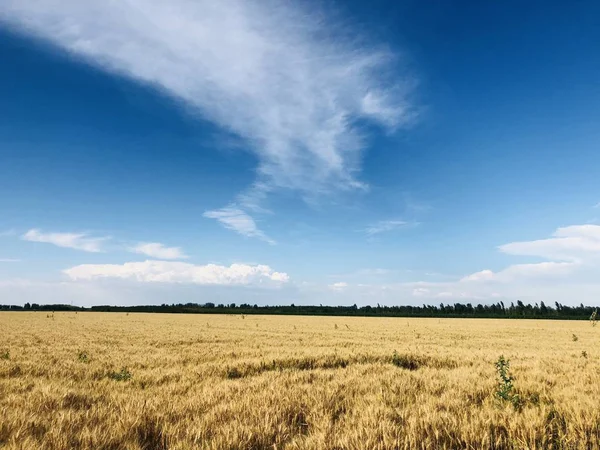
xmin=0 ymin=1 xmax=415 ymax=239
xmin=461 ymin=262 xmax=577 ymax=283
xmin=203 ymin=207 xmax=274 ymax=244
xmin=499 ymin=225 xmax=600 ymax=262
xmin=0 ymin=258 xmax=20 ymax=262
xmin=236 ymin=182 xmax=273 ymax=214
xmin=131 ymin=242 xmax=188 ymax=260
xmin=554 ymin=225 xmax=600 ymax=241
xmin=22 ymin=229 xmax=109 ymax=253
xmin=64 ymin=260 xmax=289 ymax=286
xmin=460 ymin=226 xmax=600 ymax=284
xmin=329 ymin=282 xmax=348 ymax=291
xmin=365 ymin=220 xmax=412 ymax=235
xmin=500 ymin=262 xmax=577 ymax=279
xmin=408 ymin=224 xmax=600 ymax=303
xmin=460 ymin=269 xmax=494 ymax=282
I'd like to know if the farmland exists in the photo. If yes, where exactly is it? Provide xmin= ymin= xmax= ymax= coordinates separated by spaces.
xmin=1 ymin=312 xmax=599 ymax=449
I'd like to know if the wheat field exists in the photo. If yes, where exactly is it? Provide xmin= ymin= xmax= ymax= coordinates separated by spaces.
xmin=1 ymin=312 xmax=599 ymax=449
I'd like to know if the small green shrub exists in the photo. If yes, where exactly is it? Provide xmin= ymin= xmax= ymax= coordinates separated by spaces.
xmin=494 ymin=355 xmax=522 ymax=410
xmin=108 ymin=367 xmax=132 ymax=381
xmin=0 ymin=350 xmax=9 ymax=360
xmin=572 ymin=334 xmax=579 ymax=342
xmin=581 ymin=350 xmax=588 ymax=359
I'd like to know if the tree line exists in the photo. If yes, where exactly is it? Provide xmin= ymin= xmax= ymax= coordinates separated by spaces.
xmin=0 ymin=300 xmax=598 ymax=320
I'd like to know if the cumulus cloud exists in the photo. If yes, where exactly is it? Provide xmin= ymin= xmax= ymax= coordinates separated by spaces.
xmin=130 ymin=242 xmax=188 ymax=260
xmin=22 ymin=229 xmax=109 ymax=253
xmin=0 ymin=0 xmax=415 ymax=239
xmin=64 ymin=260 xmax=289 ymax=286
xmin=203 ymin=207 xmax=274 ymax=244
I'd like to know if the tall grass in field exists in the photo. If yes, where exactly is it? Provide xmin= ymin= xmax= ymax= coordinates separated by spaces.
xmin=1 ymin=312 xmax=599 ymax=449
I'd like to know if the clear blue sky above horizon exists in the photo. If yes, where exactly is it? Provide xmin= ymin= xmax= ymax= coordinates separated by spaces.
xmin=1 ymin=0 xmax=599 ymax=306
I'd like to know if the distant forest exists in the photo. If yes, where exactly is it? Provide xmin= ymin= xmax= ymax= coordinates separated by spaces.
xmin=1 ymin=301 xmax=598 ymax=320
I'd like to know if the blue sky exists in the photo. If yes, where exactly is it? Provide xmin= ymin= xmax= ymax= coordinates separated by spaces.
xmin=1 ymin=0 xmax=600 ymax=306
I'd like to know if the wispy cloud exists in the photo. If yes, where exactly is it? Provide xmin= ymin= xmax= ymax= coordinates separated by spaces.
xmin=0 ymin=0 xmax=416 ymax=240
xmin=376 ymin=223 xmax=600 ymax=303
xmin=130 ymin=242 xmax=188 ymax=260
xmin=460 ymin=262 xmax=578 ymax=283
xmin=203 ymin=208 xmax=275 ymax=244
xmin=457 ymin=225 xmax=600 ymax=284
xmin=22 ymin=229 xmax=109 ymax=253
xmin=0 ymin=258 xmax=20 ymax=263
xmin=236 ymin=182 xmax=274 ymax=214
xmin=64 ymin=260 xmax=289 ymax=286
xmin=437 ymin=223 xmax=600 ymax=295
xmin=365 ymin=219 xmax=414 ymax=235
xmin=0 ymin=229 xmax=16 ymax=237
xmin=498 ymin=224 xmax=600 ymax=262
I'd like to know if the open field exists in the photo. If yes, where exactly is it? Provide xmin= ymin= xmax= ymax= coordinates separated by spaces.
xmin=1 ymin=312 xmax=599 ymax=449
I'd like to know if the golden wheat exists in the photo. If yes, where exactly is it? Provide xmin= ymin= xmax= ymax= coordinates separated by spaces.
xmin=1 ymin=312 xmax=599 ymax=449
